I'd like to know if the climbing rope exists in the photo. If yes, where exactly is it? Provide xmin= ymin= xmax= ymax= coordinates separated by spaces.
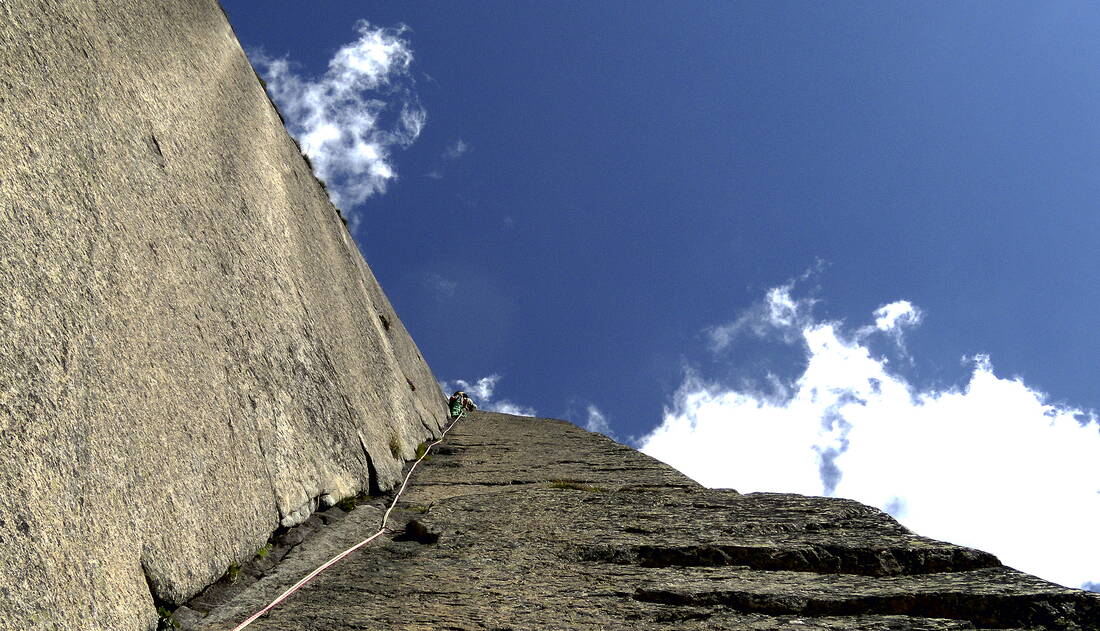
xmin=228 ymin=409 xmax=466 ymax=631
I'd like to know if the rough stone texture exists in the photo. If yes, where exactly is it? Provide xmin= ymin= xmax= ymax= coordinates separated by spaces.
xmin=0 ymin=2 xmax=445 ymax=629
xmin=5 ymin=3 xmax=1099 ymax=630
xmin=198 ymin=412 xmax=1100 ymax=630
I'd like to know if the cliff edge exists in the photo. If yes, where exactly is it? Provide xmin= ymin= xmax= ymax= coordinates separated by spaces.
xmin=0 ymin=2 xmax=445 ymax=629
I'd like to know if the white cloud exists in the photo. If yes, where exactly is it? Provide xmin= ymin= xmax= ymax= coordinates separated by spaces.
xmin=873 ymin=300 xmax=922 ymax=332
xmin=444 ymin=375 xmax=499 ymax=401
xmin=440 ymin=374 xmax=536 ymax=417
xmin=583 ymin=405 xmax=615 ymax=438
xmin=856 ymin=300 xmax=923 ymax=355
xmin=253 ymin=21 xmax=425 ymax=216
xmin=491 ymin=401 xmax=539 ymax=417
xmin=640 ymin=283 xmax=1100 ymax=590
xmin=443 ymin=138 xmax=469 ymax=160
xmin=706 ymin=283 xmax=816 ymax=352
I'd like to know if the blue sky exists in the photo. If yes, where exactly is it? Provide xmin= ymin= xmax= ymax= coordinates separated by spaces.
xmin=220 ymin=1 xmax=1099 ymax=590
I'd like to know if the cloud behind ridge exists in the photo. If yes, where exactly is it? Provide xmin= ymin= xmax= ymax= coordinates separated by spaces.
xmin=640 ymin=279 xmax=1100 ymax=590
xmin=440 ymin=374 xmax=536 ymax=417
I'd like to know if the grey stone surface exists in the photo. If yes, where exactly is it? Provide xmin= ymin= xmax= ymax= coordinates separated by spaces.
xmin=201 ymin=412 xmax=1100 ymax=630
xmin=5 ymin=3 xmax=1098 ymax=630
xmin=0 ymin=2 xmax=445 ymax=629
xmin=172 ymin=606 xmax=205 ymax=629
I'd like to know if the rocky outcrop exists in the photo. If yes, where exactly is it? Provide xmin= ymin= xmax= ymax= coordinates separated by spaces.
xmin=198 ymin=412 xmax=1100 ymax=630
xmin=0 ymin=2 xmax=444 ymax=629
xmin=5 ymin=2 xmax=1098 ymax=630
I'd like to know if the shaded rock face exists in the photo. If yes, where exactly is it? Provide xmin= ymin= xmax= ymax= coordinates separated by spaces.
xmin=203 ymin=412 xmax=1100 ymax=630
xmin=0 ymin=1 xmax=444 ymax=629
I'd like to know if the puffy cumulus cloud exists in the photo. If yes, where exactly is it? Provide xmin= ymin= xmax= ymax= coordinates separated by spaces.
xmin=640 ymin=284 xmax=1100 ymax=590
xmin=253 ymin=21 xmax=425 ymax=218
xmin=440 ymin=375 xmax=536 ymax=417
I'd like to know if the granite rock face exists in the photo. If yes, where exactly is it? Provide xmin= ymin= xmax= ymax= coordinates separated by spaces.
xmin=199 ymin=412 xmax=1100 ymax=630
xmin=0 ymin=2 xmax=444 ymax=629
xmin=5 ymin=2 xmax=1099 ymax=630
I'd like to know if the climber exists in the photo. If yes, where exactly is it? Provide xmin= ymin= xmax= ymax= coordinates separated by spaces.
xmin=449 ymin=390 xmax=476 ymax=418
xmin=463 ymin=393 xmax=478 ymax=412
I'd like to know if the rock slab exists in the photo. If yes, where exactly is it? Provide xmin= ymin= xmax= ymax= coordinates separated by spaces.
xmin=0 ymin=2 xmax=444 ymax=629
xmin=203 ymin=412 xmax=1100 ymax=630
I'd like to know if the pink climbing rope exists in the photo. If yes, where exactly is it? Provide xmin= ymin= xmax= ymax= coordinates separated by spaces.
xmin=228 ymin=410 xmax=465 ymax=631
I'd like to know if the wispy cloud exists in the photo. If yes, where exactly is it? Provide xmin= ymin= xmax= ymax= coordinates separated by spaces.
xmin=423 ymin=138 xmax=469 ymax=180
xmin=492 ymin=400 xmax=539 ymax=417
xmin=583 ymin=404 xmax=616 ymax=438
xmin=872 ymin=300 xmax=922 ymax=332
xmin=425 ymin=272 xmax=457 ymax=297
xmin=252 ymin=21 xmax=425 ymax=219
xmin=706 ymin=261 xmax=825 ymax=353
xmin=640 ymin=276 xmax=1100 ymax=590
xmin=857 ymin=300 xmax=923 ymax=355
xmin=440 ymin=374 xmax=536 ymax=417
xmin=706 ymin=283 xmax=814 ymax=351
xmin=443 ymin=138 xmax=469 ymax=160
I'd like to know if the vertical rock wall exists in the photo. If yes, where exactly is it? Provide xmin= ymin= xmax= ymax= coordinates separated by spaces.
xmin=0 ymin=2 xmax=445 ymax=629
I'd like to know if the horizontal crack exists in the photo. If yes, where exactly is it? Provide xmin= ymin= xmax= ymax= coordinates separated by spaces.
xmin=579 ymin=543 xmax=1000 ymax=577
xmin=632 ymin=588 xmax=1099 ymax=630
xmin=415 ymin=480 xmax=538 ymax=487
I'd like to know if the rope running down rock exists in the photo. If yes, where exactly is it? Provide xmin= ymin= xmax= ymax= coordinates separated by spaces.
xmin=228 ymin=409 xmax=466 ymax=631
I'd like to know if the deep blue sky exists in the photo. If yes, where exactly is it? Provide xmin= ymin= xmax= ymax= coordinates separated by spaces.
xmin=221 ymin=1 xmax=1100 ymax=437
